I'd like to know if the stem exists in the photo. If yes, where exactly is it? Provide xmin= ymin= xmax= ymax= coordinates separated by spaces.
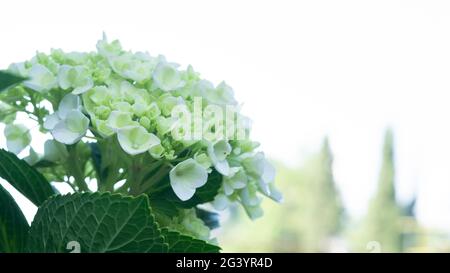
xmin=139 ymin=163 xmax=171 ymax=194
xmin=26 ymin=90 xmax=44 ymax=125
xmin=66 ymin=145 xmax=89 ymax=192
xmin=128 ymin=156 xmax=145 ymax=195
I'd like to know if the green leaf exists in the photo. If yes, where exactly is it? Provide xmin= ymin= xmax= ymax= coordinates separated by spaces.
xmin=0 ymin=71 xmax=26 ymax=92
xmin=27 ymin=192 xmax=168 ymax=253
xmin=161 ymin=228 xmax=220 ymax=253
xmin=0 ymin=149 xmax=54 ymax=206
xmin=148 ymin=196 xmax=179 ymax=218
xmin=149 ymin=170 xmax=222 ymax=210
xmin=0 ymin=184 xmax=29 ymax=253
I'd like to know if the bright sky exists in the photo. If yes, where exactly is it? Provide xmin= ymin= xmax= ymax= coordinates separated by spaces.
xmin=2 ymin=0 xmax=450 ymax=230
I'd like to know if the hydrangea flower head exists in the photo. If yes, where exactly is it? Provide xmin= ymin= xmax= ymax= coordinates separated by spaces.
xmin=1 ymin=35 xmax=282 ymax=240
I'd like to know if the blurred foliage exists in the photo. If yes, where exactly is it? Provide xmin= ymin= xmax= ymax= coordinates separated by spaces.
xmin=219 ymin=130 xmax=450 ymax=252
xmin=219 ymin=138 xmax=344 ymax=252
xmin=351 ymin=129 xmax=403 ymax=252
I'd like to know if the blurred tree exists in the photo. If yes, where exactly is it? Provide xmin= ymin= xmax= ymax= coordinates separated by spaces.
xmin=296 ymin=137 xmax=344 ymax=251
xmin=219 ymin=137 xmax=344 ymax=252
xmin=354 ymin=129 xmax=403 ymax=252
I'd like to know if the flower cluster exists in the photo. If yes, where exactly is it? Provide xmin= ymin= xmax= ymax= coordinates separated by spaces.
xmin=2 ymin=36 xmax=281 ymax=230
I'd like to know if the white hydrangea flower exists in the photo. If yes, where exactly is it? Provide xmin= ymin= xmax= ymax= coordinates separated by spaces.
xmin=58 ymin=65 xmax=93 ymax=94
xmin=155 ymin=116 xmax=178 ymax=135
xmin=24 ymin=63 xmax=57 ymax=92
xmin=117 ymin=125 xmax=160 ymax=155
xmin=148 ymin=143 xmax=165 ymax=159
xmin=52 ymin=110 xmax=89 ymax=145
xmin=222 ymin=167 xmax=247 ymax=195
xmin=153 ymin=62 xmax=185 ymax=91
xmin=207 ymin=140 xmax=232 ymax=176
xmin=109 ymin=53 xmax=152 ymax=83
xmin=4 ymin=124 xmax=31 ymax=154
xmin=169 ymin=158 xmax=208 ymax=201
xmin=158 ymin=93 xmax=184 ymax=116
xmin=242 ymin=151 xmax=265 ymax=176
xmin=194 ymin=153 xmax=213 ymax=170
xmin=91 ymin=118 xmax=114 ymax=137
xmin=241 ymin=152 xmax=282 ymax=202
xmin=44 ymin=94 xmax=89 ymax=144
xmin=96 ymin=34 xmax=123 ymax=57
xmin=106 ymin=111 xmax=138 ymax=131
xmin=206 ymin=81 xmax=237 ymax=106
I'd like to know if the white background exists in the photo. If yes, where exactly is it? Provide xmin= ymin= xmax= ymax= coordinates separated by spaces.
xmin=1 ymin=0 xmax=450 ymax=230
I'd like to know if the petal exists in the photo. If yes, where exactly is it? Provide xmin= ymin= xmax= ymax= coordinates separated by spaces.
xmin=24 ymin=148 xmax=40 ymax=166
xmin=155 ymin=116 xmax=177 ymax=135
xmin=208 ymin=140 xmax=232 ymax=162
xmin=169 ymin=158 xmax=208 ymax=201
xmin=194 ymin=153 xmax=212 ymax=169
xmin=6 ymin=140 xmax=28 ymax=155
xmin=44 ymin=139 xmax=68 ymax=162
xmin=242 ymin=152 xmax=265 ymax=177
xmin=207 ymin=140 xmax=232 ymax=175
xmin=52 ymin=124 xmax=83 ymax=144
xmin=268 ymin=184 xmax=283 ymax=202
xmin=96 ymin=34 xmax=123 ymax=57
xmin=244 ymin=204 xmax=264 ymax=220
xmin=8 ymin=62 xmax=28 ymax=78
xmin=239 ymin=183 xmax=261 ymax=206
xmin=261 ymin=160 xmax=276 ymax=184
xmin=64 ymin=110 xmax=89 ymax=133
xmin=58 ymin=93 xmax=81 ymax=119
xmin=43 ymin=113 xmax=60 ymax=130
xmin=158 ymin=94 xmax=183 ymax=116
xmin=117 ymin=126 xmax=160 ymax=155
xmin=51 ymin=115 xmax=87 ymax=145
xmin=212 ymin=193 xmax=229 ymax=210
xmin=148 ymin=143 xmax=165 ymax=159
xmin=24 ymin=64 xmax=56 ymax=93
xmin=152 ymin=62 xmax=185 ymax=91
xmin=72 ymin=78 xmax=93 ymax=95
xmin=4 ymin=124 xmax=31 ymax=154
xmin=227 ymin=168 xmax=247 ymax=189
xmin=205 ymin=81 xmax=237 ymax=106
xmin=223 ymin=181 xmax=234 ymax=196
xmin=257 ymin=179 xmax=271 ymax=196
xmin=112 ymin=101 xmax=133 ymax=112
xmin=213 ymin=159 xmax=230 ymax=176
xmin=170 ymin=181 xmax=196 ymax=202
xmin=92 ymin=118 xmax=114 ymax=137
xmin=106 ymin=111 xmax=136 ymax=130
xmin=132 ymin=101 xmax=148 ymax=117
xmin=87 ymin=86 xmax=110 ymax=104
xmin=57 ymin=65 xmax=73 ymax=90
xmin=146 ymin=102 xmax=161 ymax=119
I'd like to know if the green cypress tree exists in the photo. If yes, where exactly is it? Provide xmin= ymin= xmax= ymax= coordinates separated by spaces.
xmin=299 ymin=137 xmax=344 ymax=251
xmin=356 ymin=129 xmax=402 ymax=252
